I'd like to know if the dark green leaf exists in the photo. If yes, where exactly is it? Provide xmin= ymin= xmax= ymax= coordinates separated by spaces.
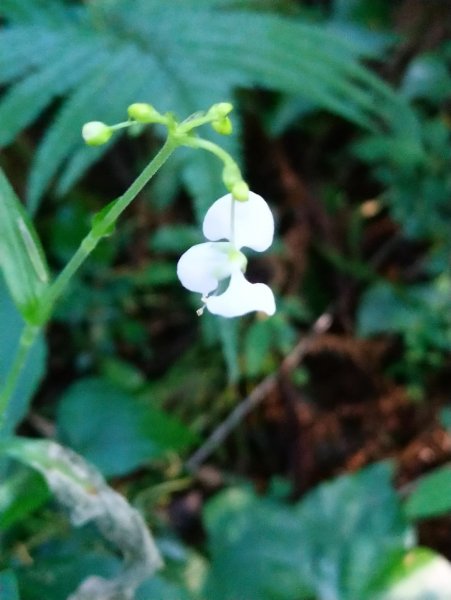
xmin=0 ymin=570 xmax=20 ymax=600
xmin=204 ymin=462 xmax=412 ymax=600
xmin=405 ymin=466 xmax=451 ymax=520
xmin=57 ymin=378 xmax=196 ymax=477
xmin=0 ymin=466 xmax=49 ymax=530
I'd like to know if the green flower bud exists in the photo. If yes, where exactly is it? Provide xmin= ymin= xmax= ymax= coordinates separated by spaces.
xmin=208 ymin=102 xmax=233 ymax=120
xmin=212 ymin=116 xmax=233 ymax=135
xmin=82 ymin=121 xmax=113 ymax=146
xmin=232 ymin=180 xmax=249 ymax=202
xmin=127 ymin=102 xmax=161 ymax=123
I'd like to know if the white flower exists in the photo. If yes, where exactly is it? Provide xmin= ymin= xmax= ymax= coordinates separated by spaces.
xmin=177 ymin=192 xmax=276 ymax=317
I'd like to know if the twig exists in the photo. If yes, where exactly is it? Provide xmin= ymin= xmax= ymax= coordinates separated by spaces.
xmin=185 ymin=311 xmax=333 ymax=472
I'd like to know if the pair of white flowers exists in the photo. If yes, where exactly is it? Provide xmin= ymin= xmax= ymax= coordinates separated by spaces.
xmin=177 ymin=192 xmax=275 ymax=318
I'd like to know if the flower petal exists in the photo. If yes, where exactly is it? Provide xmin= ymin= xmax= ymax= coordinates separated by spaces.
xmin=176 ymin=243 xmax=232 ymax=295
xmin=203 ymin=192 xmax=274 ymax=251
xmin=206 ymin=269 xmax=276 ymax=317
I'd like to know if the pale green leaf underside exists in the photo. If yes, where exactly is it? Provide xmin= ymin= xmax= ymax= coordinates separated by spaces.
xmin=0 ymin=168 xmax=49 ymax=320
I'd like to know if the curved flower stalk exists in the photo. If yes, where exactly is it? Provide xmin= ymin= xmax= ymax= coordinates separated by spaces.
xmin=177 ymin=192 xmax=276 ymax=318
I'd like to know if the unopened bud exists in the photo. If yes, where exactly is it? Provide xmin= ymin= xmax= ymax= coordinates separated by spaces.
xmin=82 ymin=121 xmax=112 ymax=146
xmin=208 ymin=102 xmax=233 ymax=120
xmin=232 ymin=181 xmax=249 ymax=202
xmin=212 ymin=116 xmax=233 ymax=135
xmin=127 ymin=103 xmax=161 ymax=123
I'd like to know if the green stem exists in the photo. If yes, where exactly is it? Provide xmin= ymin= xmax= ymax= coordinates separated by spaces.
xmin=0 ymin=324 xmax=40 ymax=427
xmin=184 ymin=137 xmax=234 ymax=166
xmin=40 ymin=135 xmax=178 ymax=319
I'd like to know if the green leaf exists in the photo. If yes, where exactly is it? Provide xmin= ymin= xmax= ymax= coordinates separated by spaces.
xmin=0 ymin=0 xmax=72 ymax=24
xmin=18 ymin=554 xmax=120 ymax=600
xmin=150 ymin=225 xmax=202 ymax=253
xmin=405 ymin=465 xmax=451 ymax=520
xmin=0 ymin=168 xmax=49 ymax=321
xmin=357 ymin=281 xmax=423 ymax=337
xmin=0 ymin=26 xmax=68 ymax=86
xmin=27 ymin=43 xmax=147 ymax=212
xmin=244 ymin=319 xmax=273 ymax=377
xmin=204 ymin=462 xmax=412 ymax=600
xmin=136 ymin=576 xmax=193 ymax=600
xmin=0 ymin=277 xmax=46 ymax=434
xmin=57 ymin=377 xmax=196 ymax=477
xmin=402 ymin=53 xmax=451 ymax=102
xmin=205 ymin=487 xmax=314 ymax=600
xmin=0 ymin=570 xmax=20 ymax=600
xmin=0 ymin=466 xmax=50 ymax=530
xmin=0 ymin=32 xmax=109 ymax=146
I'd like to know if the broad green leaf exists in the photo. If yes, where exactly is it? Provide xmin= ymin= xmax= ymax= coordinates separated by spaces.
xmin=57 ymin=377 xmax=196 ymax=477
xmin=405 ymin=465 xmax=451 ymax=520
xmin=204 ymin=487 xmax=314 ymax=600
xmin=374 ymin=548 xmax=451 ymax=600
xmin=204 ymin=462 xmax=412 ymax=600
xmin=0 ymin=570 xmax=20 ymax=600
xmin=0 ymin=278 xmax=46 ymax=434
xmin=0 ymin=168 xmax=49 ymax=322
xmin=18 ymin=554 xmax=120 ymax=600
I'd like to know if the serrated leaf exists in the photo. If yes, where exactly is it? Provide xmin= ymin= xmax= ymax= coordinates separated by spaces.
xmin=0 ymin=168 xmax=49 ymax=321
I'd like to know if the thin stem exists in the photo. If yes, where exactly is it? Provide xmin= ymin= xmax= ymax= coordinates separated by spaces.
xmin=184 ymin=136 xmax=233 ymax=166
xmin=40 ymin=135 xmax=178 ymax=318
xmin=0 ymin=323 xmax=40 ymax=427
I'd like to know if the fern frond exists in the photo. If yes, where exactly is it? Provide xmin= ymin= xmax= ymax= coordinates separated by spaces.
xmin=55 ymin=51 xmax=170 ymax=197
xmin=27 ymin=45 xmax=148 ymax=211
xmin=0 ymin=33 xmax=110 ymax=146
xmin=0 ymin=0 xmax=73 ymax=24
xmin=0 ymin=26 xmax=68 ymax=86
xmin=0 ymin=0 xmax=420 ymax=213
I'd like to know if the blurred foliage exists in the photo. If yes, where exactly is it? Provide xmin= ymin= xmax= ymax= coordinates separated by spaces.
xmin=0 ymin=0 xmax=417 ymax=217
xmin=2 ymin=0 xmax=451 ymax=598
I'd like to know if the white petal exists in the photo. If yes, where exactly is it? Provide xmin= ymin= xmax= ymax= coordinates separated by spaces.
xmin=203 ymin=192 xmax=274 ymax=252
xmin=177 ymin=243 xmax=232 ymax=295
xmin=206 ymin=270 xmax=276 ymax=318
